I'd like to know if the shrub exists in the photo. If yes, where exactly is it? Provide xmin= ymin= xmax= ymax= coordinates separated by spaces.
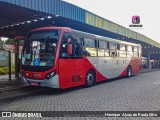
xmin=0 ymin=69 xmax=6 ymax=74
xmin=0 ymin=66 xmax=15 ymax=75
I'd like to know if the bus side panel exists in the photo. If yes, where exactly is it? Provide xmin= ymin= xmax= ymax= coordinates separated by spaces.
xmin=59 ymin=59 xmax=74 ymax=89
xmin=129 ymin=57 xmax=142 ymax=74
xmin=119 ymin=68 xmax=128 ymax=77
xmin=87 ymin=56 xmax=131 ymax=79
xmin=84 ymin=57 xmax=107 ymax=82
xmin=59 ymin=57 xmax=107 ymax=89
xmin=59 ymin=58 xmax=87 ymax=89
xmin=59 ymin=56 xmax=141 ymax=89
xmin=119 ymin=57 xmax=142 ymax=77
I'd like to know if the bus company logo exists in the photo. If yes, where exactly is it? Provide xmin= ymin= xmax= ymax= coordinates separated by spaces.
xmin=129 ymin=15 xmax=143 ymax=28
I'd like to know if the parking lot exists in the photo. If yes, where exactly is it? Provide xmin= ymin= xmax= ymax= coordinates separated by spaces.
xmin=0 ymin=71 xmax=160 ymax=120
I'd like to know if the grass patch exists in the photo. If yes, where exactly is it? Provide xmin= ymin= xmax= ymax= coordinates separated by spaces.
xmin=0 ymin=66 xmax=15 ymax=75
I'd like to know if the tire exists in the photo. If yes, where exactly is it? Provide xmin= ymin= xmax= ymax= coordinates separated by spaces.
xmin=127 ymin=66 xmax=132 ymax=77
xmin=85 ymin=70 xmax=96 ymax=87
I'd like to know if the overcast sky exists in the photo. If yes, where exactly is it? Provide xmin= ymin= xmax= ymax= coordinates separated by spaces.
xmin=63 ymin=0 xmax=160 ymax=43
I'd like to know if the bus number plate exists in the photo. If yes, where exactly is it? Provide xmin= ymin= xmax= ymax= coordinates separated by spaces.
xmin=31 ymin=82 xmax=38 ymax=86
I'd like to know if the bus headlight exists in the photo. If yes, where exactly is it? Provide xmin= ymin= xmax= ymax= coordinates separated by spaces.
xmin=45 ymin=71 xmax=56 ymax=79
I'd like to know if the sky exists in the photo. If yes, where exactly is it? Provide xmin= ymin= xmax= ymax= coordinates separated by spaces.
xmin=63 ymin=0 xmax=160 ymax=43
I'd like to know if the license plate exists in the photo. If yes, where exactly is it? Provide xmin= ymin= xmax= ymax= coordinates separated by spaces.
xmin=31 ymin=82 xmax=38 ymax=86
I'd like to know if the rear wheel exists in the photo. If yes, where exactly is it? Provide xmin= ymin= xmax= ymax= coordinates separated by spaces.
xmin=127 ymin=66 xmax=132 ymax=77
xmin=85 ymin=70 xmax=96 ymax=87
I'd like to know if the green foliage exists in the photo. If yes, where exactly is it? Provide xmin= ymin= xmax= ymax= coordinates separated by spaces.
xmin=0 ymin=66 xmax=15 ymax=75
xmin=5 ymin=38 xmax=14 ymax=45
xmin=0 ymin=38 xmax=4 ymax=50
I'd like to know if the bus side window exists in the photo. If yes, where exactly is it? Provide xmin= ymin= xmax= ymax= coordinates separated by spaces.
xmin=138 ymin=47 xmax=141 ymax=57
xmin=109 ymin=42 xmax=117 ymax=57
xmin=61 ymin=42 xmax=68 ymax=57
xmin=82 ymin=37 xmax=91 ymax=56
xmin=127 ymin=46 xmax=133 ymax=57
xmin=70 ymin=33 xmax=83 ymax=58
xmin=119 ymin=44 xmax=126 ymax=57
xmin=133 ymin=46 xmax=138 ymax=57
xmin=83 ymin=37 xmax=97 ymax=56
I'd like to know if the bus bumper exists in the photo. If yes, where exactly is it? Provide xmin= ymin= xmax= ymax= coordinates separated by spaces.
xmin=20 ymin=74 xmax=60 ymax=88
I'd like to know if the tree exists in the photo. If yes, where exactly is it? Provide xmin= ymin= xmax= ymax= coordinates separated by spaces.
xmin=5 ymin=38 xmax=14 ymax=45
xmin=0 ymin=38 xmax=4 ymax=50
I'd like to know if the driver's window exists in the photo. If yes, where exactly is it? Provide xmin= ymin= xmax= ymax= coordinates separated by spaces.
xmin=60 ymin=33 xmax=69 ymax=58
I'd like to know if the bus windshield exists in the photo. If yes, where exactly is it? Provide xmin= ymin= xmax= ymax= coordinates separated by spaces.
xmin=21 ymin=30 xmax=60 ymax=67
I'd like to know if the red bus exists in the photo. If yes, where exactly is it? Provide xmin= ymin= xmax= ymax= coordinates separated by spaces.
xmin=20 ymin=27 xmax=142 ymax=89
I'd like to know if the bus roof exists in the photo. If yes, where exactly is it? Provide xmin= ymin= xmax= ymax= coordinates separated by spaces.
xmin=72 ymin=29 xmax=141 ymax=47
xmin=30 ymin=26 xmax=141 ymax=47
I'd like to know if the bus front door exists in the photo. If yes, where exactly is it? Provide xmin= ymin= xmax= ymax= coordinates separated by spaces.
xmin=59 ymin=58 xmax=83 ymax=88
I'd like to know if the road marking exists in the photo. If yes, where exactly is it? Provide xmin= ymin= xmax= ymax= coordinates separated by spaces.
xmin=154 ymin=80 xmax=160 ymax=84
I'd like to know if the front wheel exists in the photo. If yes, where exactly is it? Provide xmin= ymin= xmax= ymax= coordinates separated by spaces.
xmin=85 ymin=70 xmax=96 ymax=87
xmin=127 ymin=66 xmax=132 ymax=77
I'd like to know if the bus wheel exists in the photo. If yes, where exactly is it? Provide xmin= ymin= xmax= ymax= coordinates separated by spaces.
xmin=85 ymin=70 xmax=96 ymax=87
xmin=127 ymin=66 xmax=132 ymax=77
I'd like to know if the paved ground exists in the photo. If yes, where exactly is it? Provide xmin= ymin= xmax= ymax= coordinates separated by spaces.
xmin=0 ymin=74 xmax=23 ymax=91
xmin=0 ymin=74 xmax=15 ymax=81
xmin=0 ymin=71 xmax=160 ymax=120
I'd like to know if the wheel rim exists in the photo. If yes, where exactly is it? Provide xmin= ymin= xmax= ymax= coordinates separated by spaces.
xmin=128 ymin=68 xmax=131 ymax=76
xmin=87 ymin=73 xmax=93 ymax=84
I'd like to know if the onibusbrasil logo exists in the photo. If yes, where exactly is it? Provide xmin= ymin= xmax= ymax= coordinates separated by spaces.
xmin=129 ymin=15 xmax=143 ymax=28
xmin=132 ymin=16 xmax=140 ymax=24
